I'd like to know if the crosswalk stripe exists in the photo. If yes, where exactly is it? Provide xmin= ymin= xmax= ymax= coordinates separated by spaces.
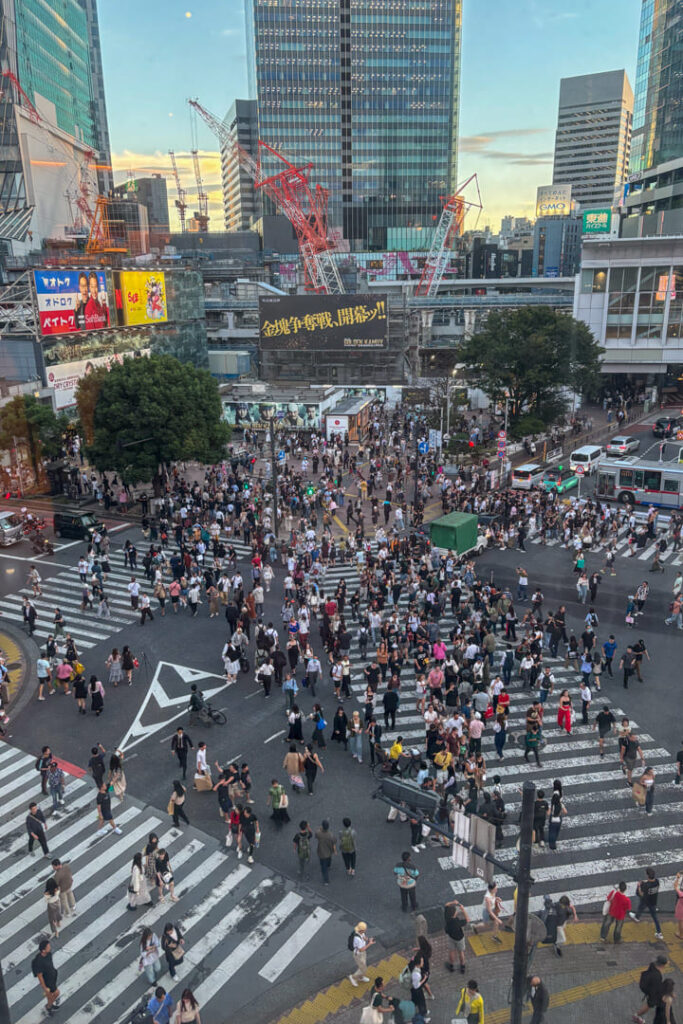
xmin=0 ymin=772 xmax=89 ymax=822
xmin=258 ymin=906 xmax=332 ymax=982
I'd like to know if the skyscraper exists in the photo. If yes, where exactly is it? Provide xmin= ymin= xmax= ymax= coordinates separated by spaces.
xmin=630 ymin=0 xmax=683 ymax=173
xmin=221 ymin=100 xmax=261 ymax=232
xmin=552 ymin=70 xmax=633 ymax=209
xmin=0 ymin=0 xmax=112 ymax=242
xmin=246 ymin=0 xmax=462 ymax=251
xmin=113 ymin=175 xmax=170 ymax=233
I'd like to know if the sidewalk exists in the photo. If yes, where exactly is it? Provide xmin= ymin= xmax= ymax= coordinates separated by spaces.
xmin=271 ymin=919 xmax=683 ymax=1024
xmin=0 ymin=620 xmax=34 ymax=711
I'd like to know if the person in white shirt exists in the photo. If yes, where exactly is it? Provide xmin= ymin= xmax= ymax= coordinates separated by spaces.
xmin=128 ymin=577 xmax=140 ymax=610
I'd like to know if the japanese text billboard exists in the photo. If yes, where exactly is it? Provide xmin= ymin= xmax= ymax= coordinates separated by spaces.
xmin=535 ymin=184 xmax=572 ymax=218
xmin=46 ymin=349 xmax=149 ymax=410
xmin=33 ymin=269 xmax=110 ymax=336
xmin=582 ymin=208 xmax=613 ymax=234
xmin=118 ymin=270 xmax=167 ymax=326
xmin=259 ymin=294 xmax=388 ymax=351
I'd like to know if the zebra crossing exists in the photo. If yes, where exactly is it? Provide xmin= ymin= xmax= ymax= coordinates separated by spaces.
xmin=316 ymin=556 xmax=682 ymax=922
xmin=529 ymin=520 xmax=683 ymax=565
xmin=0 ymin=743 xmax=348 ymax=1024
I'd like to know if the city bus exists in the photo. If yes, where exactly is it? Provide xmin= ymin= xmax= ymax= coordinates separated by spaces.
xmin=595 ymin=456 xmax=683 ymax=508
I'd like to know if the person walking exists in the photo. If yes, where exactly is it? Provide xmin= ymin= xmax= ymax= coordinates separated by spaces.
xmin=47 ymin=761 xmax=66 ymax=814
xmin=148 ymin=986 xmax=174 ymax=1024
xmin=394 ymin=851 xmax=419 ymax=913
xmin=89 ymin=675 xmax=105 ymax=716
xmin=127 ymin=851 xmax=153 ymax=911
xmin=303 ymin=744 xmax=324 ymax=795
xmin=600 ymin=881 xmax=631 ymax=943
xmin=121 ymin=645 xmax=136 ymax=685
xmin=653 ymin=978 xmax=677 ymax=1024
xmin=155 ymin=847 xmax=179 ymax=903
xmin=237 ymin=805 xmax=259 ymax=864
xmin=455 ymin=980 xmax=484 ymax=1024
xmin=35 ymin=746 xmax=53 ymax=794
xmin=36 ymin=652 xmax=54 ymax=701
xmin=548 ymin=782 xmax=567 ymax=851
xmin=339 ymin=817 xmax=357 ymax=877
xmin=31 ymin=938 xmax=60 ymax=1016
xmin=620 ymin=646 xmax=636 ymax=689
xmin=171 ymin=727 xmax=194 ymax=781
xmin=557 ymin=689 xmax=572 ymax=735
xmin=621 ymin=732 xmax=645 ymax=786
xmin=527 ymin=975 xmax=550 ymax=1024
xmin=175 ymin=989 xmax=201 ymax=1024
xmin=639 ymin=766 xmax=657 ymax=816
xmin=594 ymin=705 xmax=616 ymax=760
xmin=348 ymin=921 xmax=374 ymax=987
xmin=629 ymin=868 xmax=663 ymax=940
xmin=139 ymin=927 xmax=163 ymax=984
xmin=161 ymin=922 xmax=185 ymax=980
xmin=632 ymin=954 xmax=669 ymax=1024
xmin=95 ymin=782 xmax=122 ymax=835
xmin=106 ymin=648 xmax=123 ymax=687
xmin=51 ymin=858 xmax=76 ymax=917
xmin=675 ymin=873 xmax=683 ymax=939
xmin=26 ymin=801 xmax=49 ymax=856
xmin=444 ymin=899 xmax=470 ymax=974
xmin=293 ymin=820 xmax=313 ymax=880
xmin=169 ymin=781 xmax=189 ymax=828
xmin=479 ymin=882 xmax=503 ymax=941
xmin=44 ymin=878 xmax=62 ymax=939
xmin=139 ymin=592 xmax=154 ymax=626
xmin=315 ymin=819 xmax=337 ymax=884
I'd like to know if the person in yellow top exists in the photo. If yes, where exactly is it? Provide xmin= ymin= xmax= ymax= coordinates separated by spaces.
xmin=389 ymin=737 xmax=403 ymax=762
xmin=433 ymin=748 xmax=453 ymax=782
xmin=455 ymin=979 xmax=484 ymax=1024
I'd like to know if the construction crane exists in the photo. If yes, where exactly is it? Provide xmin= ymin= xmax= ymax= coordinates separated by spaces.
xmin=190 ymin=149 xmax=209 ymax=231
xmin=415 ymin=174 xmax=483 ymax=298
xmin=168 ymin=149 xmax=187 ymax=233
xmin=188 ymin=97 xmax=344 ymax=294
xmin=0 ymin=70 xmax=40 ymax=124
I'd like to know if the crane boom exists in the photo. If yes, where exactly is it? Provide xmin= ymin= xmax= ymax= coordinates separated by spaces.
xmin=191 ymin=149 xmax=209 ymax=229
xmin=188 ymin=97 xmax=344 ymax=294
xmin=415 ymin=174 xmax=483 ymax=298
xmin=168 ymin=149 xmax=187 ymax=233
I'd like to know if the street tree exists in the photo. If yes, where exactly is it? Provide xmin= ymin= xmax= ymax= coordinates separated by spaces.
xmin=0 ymin=394 xmax=70 ymax=481
xmin=457 ymin=306 xmax=603 ymax=427
xmin=76 ymin=354 xmax=231 ymax=485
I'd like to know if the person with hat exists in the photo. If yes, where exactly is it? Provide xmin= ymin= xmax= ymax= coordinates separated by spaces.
xmin=348 ymin=921 xmax=374 ymax=987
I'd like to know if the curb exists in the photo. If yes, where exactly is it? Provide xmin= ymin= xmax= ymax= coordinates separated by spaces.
xmin=0 ymin=620 xmax=39 ymax=715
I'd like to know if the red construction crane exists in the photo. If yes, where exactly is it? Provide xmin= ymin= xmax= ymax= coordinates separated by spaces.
xmin=188 ymin=97 xmax=344 ymax=294
xmin=415 ymin=174 xmax=483 ymax=298
xmin=168 ymin=150 xmax=187 ymax=233
xmin=0 ymin=70 xmax=40 ymax=124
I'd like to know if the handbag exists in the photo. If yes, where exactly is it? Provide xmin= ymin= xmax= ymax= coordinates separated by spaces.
xmin=359 ymin=1006 xmax=382 ymax=1024
xmin=280 ymin=792 xmax=289 ymax=809
xmin=161 ymin=871 xmax=172 ymax=884
xmin=167 ymin=798 xmax=175 ymax=815
xmin=602 ymin=890 xmax=614 ymax=916
xmin=170 ymin=944 xmax=184 ymax=962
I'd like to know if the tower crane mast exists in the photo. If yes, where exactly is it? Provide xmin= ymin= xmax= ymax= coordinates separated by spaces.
xmin=191 ymin=149 xmax=209 ymax=231
xmin=415 ymin=174 xmax=483 ymax=298
xmin=168 ymin=149 xmax=187 ymax=233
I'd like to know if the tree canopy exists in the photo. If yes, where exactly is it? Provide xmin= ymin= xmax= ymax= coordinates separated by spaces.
xmin=76 ymin=354 xmax=231 ymax=484
xmin=457 ymin=306 xmax=604 ymax=424
xmin=0 ymin=394 xmax=70 ymax=480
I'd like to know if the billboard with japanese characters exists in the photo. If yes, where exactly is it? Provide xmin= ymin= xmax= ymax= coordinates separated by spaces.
xmin=118 ymin=270 xmax=168 ymax=326
xmin=33 ymin=269 xmax=111 ymax=336
xmin=259 ymin=294 xmax=388 ymax=351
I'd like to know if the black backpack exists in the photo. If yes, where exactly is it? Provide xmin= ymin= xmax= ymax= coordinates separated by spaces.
xmin=347 ymin=930 xmax=356 ymax=951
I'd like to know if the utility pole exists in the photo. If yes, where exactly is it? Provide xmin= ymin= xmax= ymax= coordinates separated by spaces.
xmin=268 ymin=423 xmax=279 ymax=539
xmin=499 ymin=397 xmax=509 ymax=487
xmin=12 ymin=435 xmax=23 ymax=497
xmin=413 ymin=427 xmax=420 ymax=512
xmin=510 ymin=781 xmax=536 ymax=1024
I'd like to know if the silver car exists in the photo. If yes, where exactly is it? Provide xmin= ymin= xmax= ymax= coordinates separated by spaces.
xmin=605 ymin=435 xmax=640 ymax=457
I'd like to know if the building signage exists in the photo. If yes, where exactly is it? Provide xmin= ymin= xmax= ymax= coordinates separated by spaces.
xmin=33 ymin=269 xmax=110 ymax=336
xmin=582 ymin=208 xmax=612 ymax=234
xmin=259 ymin=294 xmax=388 ymax=351
xmin=118 ymin=270 xmax=168 ymax=326
xmin=535 ymin=184 xmax=572 ymax=218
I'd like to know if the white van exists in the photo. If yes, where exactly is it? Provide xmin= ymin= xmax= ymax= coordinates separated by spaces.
xmin=0 ymin=510 xmax=23 ymax=546
xmin=511 ymin=463 xmax=545 ymax=490
xmin=569 ymin=444 xmax=604 ymax=476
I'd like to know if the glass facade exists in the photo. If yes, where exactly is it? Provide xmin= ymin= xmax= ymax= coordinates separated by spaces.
xmin=603 ymin=264 xmax=683 ymax=342
xmin=247 ymin=0 xmax=462 ymax=251
xmin=630 ymin=0 xmax=683 ymax=173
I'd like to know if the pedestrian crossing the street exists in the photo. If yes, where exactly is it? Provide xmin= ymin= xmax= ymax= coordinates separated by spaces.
xmin=315 ymin=557 xmax=682 ymax=924
xmin=0 ymin=743 xmax=348 ymax=1024
xmin=529 ymin=520 xmax=683 ymax=565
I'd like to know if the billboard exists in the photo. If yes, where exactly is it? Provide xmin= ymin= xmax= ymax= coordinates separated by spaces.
xmin=223 ymin=400 xmax=321 ymax=431
xmin=46 ymin=349 xmax=149 ymax=410
xmin=33 ymin=269 xmax=110 ymax=336
xmin=259 ymin=294 xmax=388 ymax=351
xmin=582 ymin=208 xmax=613 ymax=234
xmin=535 ymin=185 xmax=572 ymax=218
xmin=118 ymin=270 xmax=167 ymax=326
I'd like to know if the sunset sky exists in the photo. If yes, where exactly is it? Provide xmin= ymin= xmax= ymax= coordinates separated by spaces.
xmin=98 ymin=0 xmax=642 ymax=233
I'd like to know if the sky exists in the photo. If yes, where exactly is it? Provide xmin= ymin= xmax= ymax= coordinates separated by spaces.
xmin=98 ymin=0 xmax=643 ymax=233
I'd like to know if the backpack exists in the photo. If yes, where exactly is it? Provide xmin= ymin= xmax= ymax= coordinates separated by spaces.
xmin=399 ymin=965 xmax=412 ymax=990
xmin=297 ymin=832 xmax=311 ymax=859
xmin=340 ymin=829 xmax=354 ymax=853
xmin=347 ymin=930 xmax=357 ymax=951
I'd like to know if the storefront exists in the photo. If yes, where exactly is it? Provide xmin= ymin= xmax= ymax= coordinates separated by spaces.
xmin=325 ymin=397 xmax=373 ymax=442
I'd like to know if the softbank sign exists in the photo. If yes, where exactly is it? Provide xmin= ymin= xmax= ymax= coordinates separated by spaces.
xmin=535 ymin=184 xmax=573 ymax=217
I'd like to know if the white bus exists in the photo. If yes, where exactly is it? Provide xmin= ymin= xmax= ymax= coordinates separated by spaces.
xmin=595 ymin=457 xmax=683 ymax=509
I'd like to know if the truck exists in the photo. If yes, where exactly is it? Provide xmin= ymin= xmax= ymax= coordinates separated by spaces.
xmin=429 ymin=511 xmax=486 ymax=560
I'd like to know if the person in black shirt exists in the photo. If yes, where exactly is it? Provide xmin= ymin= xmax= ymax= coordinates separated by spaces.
xmin=32 ymin=938 xmax=60 ymax=1014
xmin=594 ymin=706 xmax=616 ymax=759
xmin=88 ymin=743 xmax=106 ymax=788
xmin=632 ymin=638 xmax=650 ymax=682
xmin=171 ymin=727 xmax=194 ymax=780
xmin=26 ymin=802 xmax=49 ymax=856
xmin=533 ymin=790 xmax=549 ymax=847
xmin=629 ymin=867 xmax=663 ymax=939
xmin=364 ymin=662 xmax=381 ymax=693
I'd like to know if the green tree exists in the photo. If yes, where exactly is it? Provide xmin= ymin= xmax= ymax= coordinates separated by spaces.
xmin=0 ymin=395 xmax=69 ymax=481
xmin=76 ymin=354 xmax=231 ymax=484
xmin=457 ymin=306 xmax=603 ymax=425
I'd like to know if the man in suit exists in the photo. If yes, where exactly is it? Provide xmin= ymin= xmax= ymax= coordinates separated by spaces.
xmin=171 ymin=727 xmax=193 ymax=780
xmin=527 ymin=975 xmax=549 ymax=1024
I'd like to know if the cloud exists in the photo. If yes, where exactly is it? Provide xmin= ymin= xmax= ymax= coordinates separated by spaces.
xmin=221 ymin=27 xmax=240 ymax=36
xmin=111 ymin=149 xmax=223 ymax=229
xmin=459 ymin=128 xmax=553 ymax=166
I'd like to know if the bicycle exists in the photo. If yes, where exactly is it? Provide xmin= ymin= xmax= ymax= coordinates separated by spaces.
xmin=188 ymin=702 xmax=227 ymax=727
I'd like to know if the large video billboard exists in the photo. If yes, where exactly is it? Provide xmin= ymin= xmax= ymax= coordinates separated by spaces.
xmin=33 ymin=269 xmax=110 ymax=336
xmin=118 ymin=271 xmax=168 ymax=326
xmin=259 ymin=294 xmax=387 ymax=351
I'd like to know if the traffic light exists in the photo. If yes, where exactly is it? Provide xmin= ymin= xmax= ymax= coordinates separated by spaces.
xmin=306 ymin=485 xmax=315 ymax=496
xmin=468 ymin=440 xmax=474 ymax=448
xmin=243 ymin=481 xmax=249 ymax=490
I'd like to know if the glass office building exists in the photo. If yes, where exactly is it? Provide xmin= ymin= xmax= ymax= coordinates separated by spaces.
xmin=246 ymin=0 xmax=462 ymax=251
xmin=630 ymin=0 xmax=683 ymax=173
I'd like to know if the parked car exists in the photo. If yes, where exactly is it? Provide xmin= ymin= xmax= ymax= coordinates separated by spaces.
xmin=0 ymin=510 xmax=23 ymax=546
xmin=53 ymin=510 xmax=103 ymax=539
xmin=542 ymin=467 xmax=578 ymax=494
xmin=605 ymin=435 xmax=641 ymax=457
xmin=652 ymin=415 xmax=683 ymax=438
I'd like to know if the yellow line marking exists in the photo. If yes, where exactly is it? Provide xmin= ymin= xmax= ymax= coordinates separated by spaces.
xmin=0 ymin=631 xmax=25 ymax=700
xmin=333 ymin=515 xmax=349 ymax=535
xmin=470 ymin=919 xmax=681 ymax=956
xmin=270 ymin=952 xmax=405 ymax=1024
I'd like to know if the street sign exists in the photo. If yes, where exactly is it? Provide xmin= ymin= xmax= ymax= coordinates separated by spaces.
xmin=277 ymin=450 xmax=286 ymax=462
xmin=575 ymin=465 xmax=585 ymax=476
xmin=418 ymin=441 xmax=429 ymax=455
xmin=497 ymin=451 xmax=506 ymax=459
xmin=428 ymin=429 xmax=442 ymax=451
xmin=498 ymin=430 xmax=506 ymax=439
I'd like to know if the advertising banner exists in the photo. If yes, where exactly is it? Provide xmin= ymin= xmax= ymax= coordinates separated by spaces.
xmin=223 ymin=400 xmax=321 ymax=431
xmin=535 ymin=184 xmax=572 ymax=218
xmin=33 ymin=269 xmax=110 ymax=336
xmin=582 ymin=208 xmax=613 ymax=234
xmin=118 ymin=270 xmax=168 ymax=326
xmin=259 ymin=294 xmax=387 ymax=351
xmin=46 ymin=349 xmax=149 ymax=410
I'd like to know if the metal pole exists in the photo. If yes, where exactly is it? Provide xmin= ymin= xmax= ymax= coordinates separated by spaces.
xmin=413 ymin=428 xmax=420 ymax=511
xmin=13 ymin=435 xmax=23 ymax=497
xmin=510 ymin=780 xmax=536 ymax=1024
xmin=269 ymin=423 xmax=279 ymax=540
xmin=446 ymin=385 xmax=451 ymax=436
xmin=499 ymin=398 xmax=509 ymax=487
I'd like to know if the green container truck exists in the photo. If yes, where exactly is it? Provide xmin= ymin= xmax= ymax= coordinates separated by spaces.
xmin=429 ymin=511 xmax=485 ymax=558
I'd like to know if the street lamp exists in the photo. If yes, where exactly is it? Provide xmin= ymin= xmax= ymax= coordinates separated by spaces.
xmin=446 ymin=369 xmax=458 ymax=437
xmin=261 ymin=407 xmax=280 ymax=540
